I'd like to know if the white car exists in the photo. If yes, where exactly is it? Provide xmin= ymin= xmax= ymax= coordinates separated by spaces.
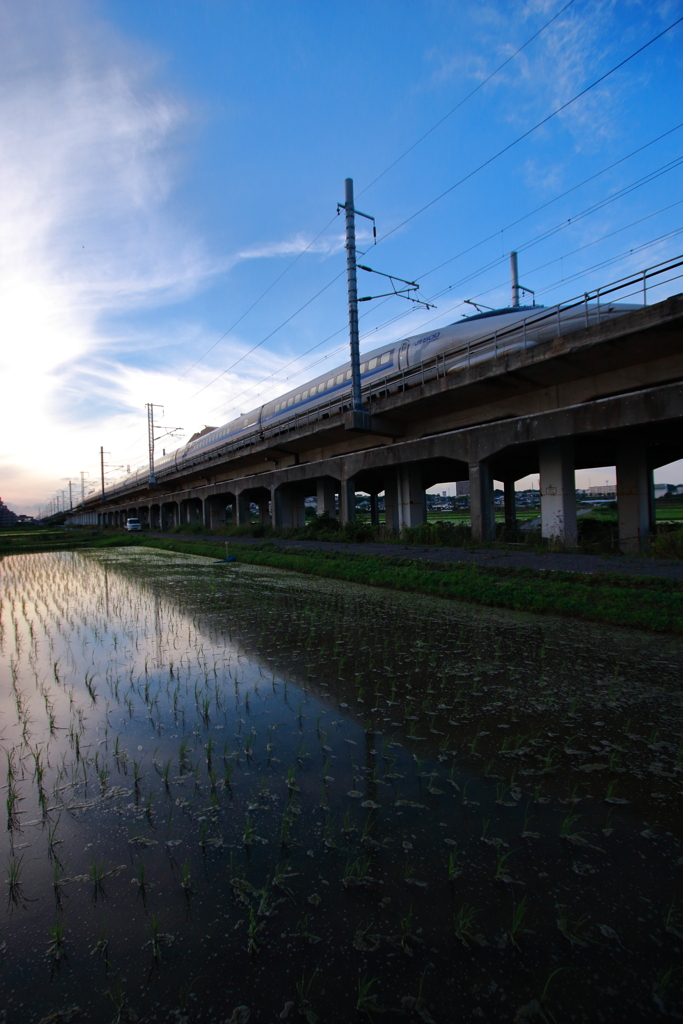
xmin=125 ymin=518 xmax=142 ymax=532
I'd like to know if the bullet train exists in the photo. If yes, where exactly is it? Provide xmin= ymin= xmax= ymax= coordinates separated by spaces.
xmin=105 ymin=296 xmax=637 ymax=497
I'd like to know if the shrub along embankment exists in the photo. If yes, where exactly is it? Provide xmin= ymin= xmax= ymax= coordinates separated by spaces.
xmin=4 ymin=532 xmax=683 ymax=632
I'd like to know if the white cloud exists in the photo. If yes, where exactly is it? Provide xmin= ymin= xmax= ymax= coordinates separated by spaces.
xmin=0 ymin=1 xmax=220 ymax=513
xmin=237 ymin=232 xmax=346 ymax=261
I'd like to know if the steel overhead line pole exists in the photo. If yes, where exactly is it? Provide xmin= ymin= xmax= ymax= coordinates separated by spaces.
xmin=100 ymin=447 xmax=106 ymax=502
xmin=146 ymin=403 xmax=166 ymax=487
xmin=343 ymin=178 xmax=363 ymax=412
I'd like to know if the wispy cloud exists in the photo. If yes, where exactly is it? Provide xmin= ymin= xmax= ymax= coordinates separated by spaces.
xmin=0 ymin=1 xmax=220 ymax=512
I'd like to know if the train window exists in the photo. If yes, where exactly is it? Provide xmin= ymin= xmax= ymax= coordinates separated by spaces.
xmin=327 ymin=378 xmax=334 ymax=388
xmin=368 ymin=357 xmax=378 ymax=370
xmin=295 ymin=394 xmax=301 ymax=403
xmin=381 ymin=351 xmax=392 ymax=364
xmin=302 ymin=389 xmax=309 ymax=400
xmin=346 ymin=369 xmax=352 ymax=379
xmin=287 ymin=397 xmax=294 ymax=407
xmin=319 ymin=383 xmax=326 ymax=393
xmin=275 ymin=403 xmax=280 ymax=412
xmin=360 ymin=362 xmax=367 ymax=373
xmin=336 ymin=373 xmax=345 ymax=384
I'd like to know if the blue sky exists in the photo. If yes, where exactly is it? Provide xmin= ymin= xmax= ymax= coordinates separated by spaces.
xmin=1 ymin=0 xmax=682 ymax=512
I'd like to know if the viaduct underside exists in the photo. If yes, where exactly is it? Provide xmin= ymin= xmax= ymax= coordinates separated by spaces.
xmin=70 ymin=294 xmax=683 ymax=555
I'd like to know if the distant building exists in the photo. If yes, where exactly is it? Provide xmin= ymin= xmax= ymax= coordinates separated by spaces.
xmin=0 ymin=498 xmax=18 ymax=526
xmin=654 ymin=483 xmax=683 ymax=498
xmin=586 ymin=485 xmax=616 ymax=497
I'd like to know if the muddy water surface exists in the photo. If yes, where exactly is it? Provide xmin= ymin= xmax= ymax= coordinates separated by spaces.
xmin=0 ymin=548 xmax=682 ymax=1023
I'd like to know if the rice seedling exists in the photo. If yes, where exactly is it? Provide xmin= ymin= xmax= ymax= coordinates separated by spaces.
xmin=46 ymin=918 xmax=66 ymax=962
xmin=453 ymin=903 xmax=477 ymax=947
xmin=6 ymin=856 xmax=24 ymax=906
xmin=507 ymin=895 xmax=529 ymax=949
xmin=295 ymin=966 xmax=319 ymax=1024
xmin=395 ymin=905 xmax=424 ymax=956
xmin=147 ymin=914 xmax=174 ymax=963
xmin=356 ymin=974 xmax=384 ymax=1017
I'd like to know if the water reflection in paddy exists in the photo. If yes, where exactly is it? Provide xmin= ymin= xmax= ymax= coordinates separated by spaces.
xmin=0 ymin=548 xmax=682 ymax=1023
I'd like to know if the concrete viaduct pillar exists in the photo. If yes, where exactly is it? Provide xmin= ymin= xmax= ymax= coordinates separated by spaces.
xmin=469 ymin=461 xmax=495 ymax=543
xmin=383 ymin=466 xmax=426 ymax=532
xmin=616 ymin=438 xmax=652 ymax=554
xmin=235 ymin=491 xmax=251 ymax=527
xmin=539 ymin=439 xmax=577 ymax=546
xmin=257 ymin=496 xmax=270 ymax=524
xmin=397 ymin=465 xmax=426 ymax=529
xmin=503 ymin=480 xmax=517 ymax=529
xmin=317 ymin=478 xmax=337 ymax=519
xmin=273 ymin=485 xmax=306 ymax=528
xmin=340 ymin=470 xmax=356 ymax=525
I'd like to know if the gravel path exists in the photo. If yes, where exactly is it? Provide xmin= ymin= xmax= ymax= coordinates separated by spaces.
xmin=153 ymin=532 xmax=683 ymax=580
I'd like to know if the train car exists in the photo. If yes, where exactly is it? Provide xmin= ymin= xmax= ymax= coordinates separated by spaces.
xmin=106 ymin=297 xmax=638 ymax=494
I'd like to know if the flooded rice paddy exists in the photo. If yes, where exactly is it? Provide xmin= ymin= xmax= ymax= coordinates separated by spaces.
xmin=0 ymin=547 xmax=682 ymax=1023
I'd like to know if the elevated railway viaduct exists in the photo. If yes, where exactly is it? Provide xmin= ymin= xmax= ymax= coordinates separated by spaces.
xmin=71 ymin=290 xmax=683 ymax=555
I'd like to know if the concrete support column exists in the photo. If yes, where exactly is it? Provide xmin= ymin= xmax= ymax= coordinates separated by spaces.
xmin=397 ymin=465 xmax=426 ymax=530
xmin=292 ymin=490 xmax=306 ymax=528
xmin=469 ymin=461 xmax=495 ymax=542
xmin=274 ymin=486 xmax=306 ymax=528
xmin=258 ymin=497 xmax=270 ymax=524
xmin=370 ymin=493 xmax=379 ymax=526
xmin=616 ymin=438 xmax=651 ymax=554
xmin=340 ymin=471 xmax=356 ymax=525
xmin=270 ymin=485 xmax=280 ymax=529
xmin=504 ymin=480 xmax=517 ymax=529
xmin=235 ymin=492 xmax=250 ymax=527
xmin=316 ymin=478 xmax=337 ymax=518
xmin=384 ymin=476 xmax=399 ymax=531
xmin=539 ymin=439 xmax=577 ymax=545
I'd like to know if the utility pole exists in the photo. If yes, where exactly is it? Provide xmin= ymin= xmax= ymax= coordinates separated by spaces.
xmin=337 ymin=178 xmax=432 ymax=422
xmin=342 ymin=178 xmax=363 ymax=412
xmin=510 ymin=251 xmax=520 ymax=308
xmin=146 ymin=403 xmax=163 ymax=486
xmin=68 ymin=480 xmax=73 ymax=510
xmin=146 ymin=404 xmax=182 ymax=487
xmin=100 ymin=447 xmax=106 ymax=502
xmin=80 ymin=471 xmax=87 ymax=504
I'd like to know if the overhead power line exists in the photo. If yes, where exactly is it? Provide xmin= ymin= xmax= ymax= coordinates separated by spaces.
xmin=208 ymin=150 xmax=683 ymax=417
xmin=118 ymin=17 xmax=682 ymax=462
xmin=192 ymin=17 xmax=683 ymax=415
xmin=177 ymin=215 xmax=339 ymax=380
xmin=178 ymin=0 xmax=578 ymax=385
xmin=377 ymin=16 xmax=683 ymax=245
xmin=357 ymin=0 xmax=578 ymax=198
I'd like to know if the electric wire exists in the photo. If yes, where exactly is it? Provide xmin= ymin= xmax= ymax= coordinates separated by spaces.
xmin=206 ymin=216 xmax=683 ymax=420
xmin=178 ymin=0 xmax=580 ymax=384
xmin=103 ymin=18 xmax=682 ymax=474
xmin=376 ymin=16 xmax=683 ymax=245
xmin=177 ymin=215 xmax=339 ymax=380
xmin=193 ymin=19 xmax=683 ymax=415
xmin=356 ymin=0 xmax=578 ymax=199
xmin=205 ymin=157 xmax=683 ymax=416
